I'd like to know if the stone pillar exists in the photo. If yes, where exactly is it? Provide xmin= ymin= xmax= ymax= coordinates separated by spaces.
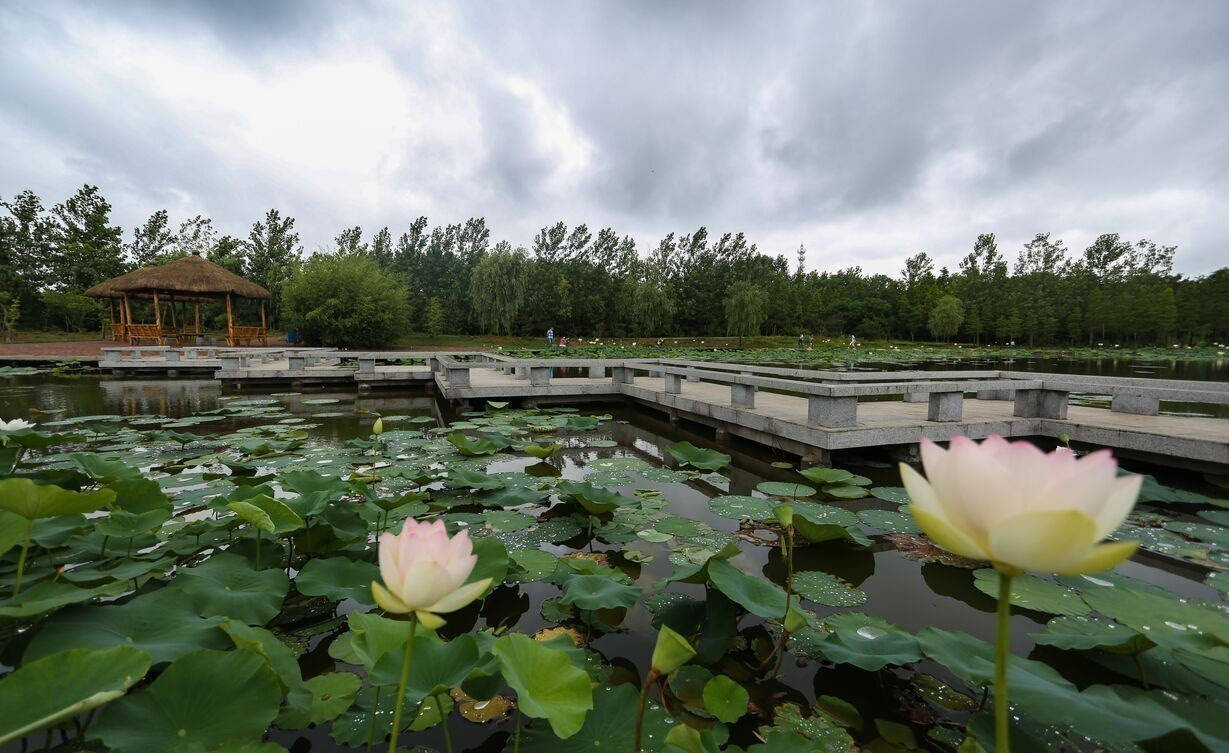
xmin=288 ymin=355 xmax=305 ymax=370
xmin=807 ymin=395 xmax=858 ymax=428
xmin=1014 ymin=389 xmax=1069 ymax=419
xmin=165 ymin=349 xmax=181 ymax=363
xmin=731 ymin=383 xmax=756 ymax=408
xmin=220 ymin=355 xmax=241 ymax=372
xmin=529 ymin=366 xmax=553 ymax=386
xmin=664 ymin=373 xmax=683 ymax=394
xmin=1111 ymin=392 xmax=1160 ymax=416
xmin=612 ymin=367 xmax=635 ymax=384
xmin=429 ymin=357 xmax=442 ymax=373
xmin=928 ymin=391 xmax=963 ymax=422
xmin=685 ymin=368 xmax=700 ymax=382
xmin=446 ymin=366 xmax=471 ymax=388
xmin=801 ymin=447 xmax=832 ymax=468
xmin=588 ymin=364 xmax=605 ymax=379
xmin=358 ymin=358 xmax=376 ymax=374
xmin=902 ymin=391 xmax=927 ymax=403
xmin=514 ymin=366 xmax=530 ymax=380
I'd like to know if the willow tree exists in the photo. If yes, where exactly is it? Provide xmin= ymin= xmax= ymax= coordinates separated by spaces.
xmin=470 ymin=243 xmax=528 ymax=335
xmin=724 ymin=281 xmax=768 ymax=347
xmin=929 ymin=294 xmax=965 ymax=340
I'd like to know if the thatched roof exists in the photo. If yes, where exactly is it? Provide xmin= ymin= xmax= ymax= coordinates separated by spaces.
xmin=84 ymin=266 xmax=158 ymax=299
xmin=85 ymin=254 xmax=271 ymax=300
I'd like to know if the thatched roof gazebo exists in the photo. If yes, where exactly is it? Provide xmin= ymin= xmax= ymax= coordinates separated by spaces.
xmin=85 ymin=253 xmax=272 ymax=346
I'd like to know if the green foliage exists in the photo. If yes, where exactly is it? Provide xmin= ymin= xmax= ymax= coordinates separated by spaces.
xmin=724 ymin=280 xmax=768 ymax=344
xmin=425 ymin=297 xmax=446 ymax=338
xmin=283 ymin=253 xmax=409 ymax=347
xmin=471 ymin=244 xmax=528 ymax=334
xmin=928 ymin=294 xmax=965 ymax=339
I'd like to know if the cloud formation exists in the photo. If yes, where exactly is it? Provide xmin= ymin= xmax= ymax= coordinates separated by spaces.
xmin=2 ymin=0 xmax=1227 ymax=275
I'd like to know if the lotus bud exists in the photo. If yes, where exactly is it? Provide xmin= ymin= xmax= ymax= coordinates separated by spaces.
xmin=372 ymin=417 xmax=383 ymax=435
xmin=650 ymin=625 xmax=696 ymax=675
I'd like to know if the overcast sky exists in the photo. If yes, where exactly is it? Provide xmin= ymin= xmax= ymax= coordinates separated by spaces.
xmin=2 ymin=1 xmax=1227 ymax=276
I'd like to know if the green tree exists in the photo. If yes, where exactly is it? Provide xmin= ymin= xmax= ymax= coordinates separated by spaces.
xmin=245 ymin=209 xmax=301 ymax=326
xmin=633 ymin=280 xmax=674 ymax=336
xmin=0 ymin=292 xmax=20 ymax=342
xmin=470 ymin=243 xmax=527 ymax=335
xmin=724 ymin=281 xmax=768 ymax=346
xmin=48 ymin=185 xmax=125 ymax=293
xmin=41 ymin=291 xmax=100 ymax=332
xmin=0 ymin=190 xmax=51 ymax=325
xmin=282 ymin=254 xmax=408 ymax=347
xmin=130 ymin=209 xmax=175 ymax=267
xmin=208 ymin=236 xmax=247 ymax=276
xmin=928 ymin=295 xmax=965 ymax=340
xmin=425 ymin=298 xmax=445 ymax=339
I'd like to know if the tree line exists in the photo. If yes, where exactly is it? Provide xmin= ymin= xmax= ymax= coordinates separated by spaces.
xmin=2 ymin=184 xmax=1226 ymax=346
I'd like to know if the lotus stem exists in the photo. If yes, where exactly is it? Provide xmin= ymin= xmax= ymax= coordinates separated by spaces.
xmin=255 ymin=528 xmax=261 ymax=570
xmin=13 ymin=519 xmax=33 ymax=598
xmin=366 ymin=686 xmax=382 ymax=753
xmin=995 ymin=570 xmax=1013 ymax=753
xmin=773 ymin=524 xmax=795 ymax=675
xmin=437 ymin=692 xmax=453 ymax=753
xmin=387 ymin=615 xmax=417 ymax=753
xmin=633 ymin=667 xmax=660 ymax=753
xmin=513 ymin=706 xmax=521 ymax=753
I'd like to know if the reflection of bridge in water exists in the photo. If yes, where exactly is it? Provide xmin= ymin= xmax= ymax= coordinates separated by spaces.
xmin=95 ymin=346 xmax=1229 ymax=471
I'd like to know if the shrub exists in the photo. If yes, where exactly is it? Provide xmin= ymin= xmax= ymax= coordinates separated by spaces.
xmin=282 ymin=254 xmax=408 ymax=347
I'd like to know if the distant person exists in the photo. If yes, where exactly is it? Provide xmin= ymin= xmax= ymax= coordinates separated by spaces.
xmin=559 ymin=336 xmax=568 ymax=347
xmin=546 ymin=327 xmax=554 ymax=346
xmin=849 ymin=334 xmax=857 ymax=347
xmin=797 ymin=333 xmax=805 ymax=348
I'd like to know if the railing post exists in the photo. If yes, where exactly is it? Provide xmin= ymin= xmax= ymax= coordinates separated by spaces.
xmin=928 ymin=391 xmax=963 ymax=422
xmin=588 ymin=364 xmax=605 ymax=379
xmin=731 ymin=383 xmax=756 ymax=408
xmin=514 ymin=366 xmax=529 ymax=380
xmin=358 ymin=357 xmax=375 ymax=374
xmin=1014 ymin=389 xmax=1068 ymax=419
xmin=164 ymin=349 xmax=181 ymax=363
xmin=1111 ymin=393 xmax=1159 ymax=416
xmin=612 ymin=367 xmax=635 ymax=384
xmin=446 ymin=365 xmax=471 ymax=388
xmin=807 ymin=395 xmax=858 ymax=428
xmin=529 ymin=366 xmax=553 ymax=386
xmin=288 ymin=355 xmax=305 ymax=370
xmin=220 ymin=355 xmax=241 ymax=371
xmin=664 ymin=373 xmax=682 ymax=394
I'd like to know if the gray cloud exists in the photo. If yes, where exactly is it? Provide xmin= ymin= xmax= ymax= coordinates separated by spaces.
xmin=2 ymin=0 xmax=1227 ymax=275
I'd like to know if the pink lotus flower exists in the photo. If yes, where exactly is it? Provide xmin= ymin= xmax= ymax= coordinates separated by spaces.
xmin=371 ymin=519 xmax=491 ymax=627
xmin=901 ymin=435 xmax=1141 ymax=574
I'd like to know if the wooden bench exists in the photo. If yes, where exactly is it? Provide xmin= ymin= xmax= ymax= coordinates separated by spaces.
xmin=227 ymin=326 xmax=267 ymax=347
xmin=126 ymin=324 xmax=165 ymax=345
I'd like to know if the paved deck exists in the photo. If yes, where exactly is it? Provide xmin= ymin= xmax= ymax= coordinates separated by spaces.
xmin=436 ymin=368 xmax=1229 ymax=467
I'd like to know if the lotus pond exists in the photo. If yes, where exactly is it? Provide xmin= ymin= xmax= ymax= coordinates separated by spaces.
xmin=1 ymin=375 xmax=1228 ymax=753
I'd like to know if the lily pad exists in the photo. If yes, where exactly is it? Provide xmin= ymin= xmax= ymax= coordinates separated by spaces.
xmin=709 ymin=495 xmax=775 ymax=521
xmin=973 ymin=569 xmax=1090 ymax=616
xmin=756 ymin=481 xmax=817 ymax=498
xmin=791 ymin=570 xmax=868 ymax=607
xmin=0 ymin=646 xmax=151 ymax=746
xmin=667 ymin=441 xmax=732 ymax=471
xmin=91 ymin=648 xmax=281 ymax=753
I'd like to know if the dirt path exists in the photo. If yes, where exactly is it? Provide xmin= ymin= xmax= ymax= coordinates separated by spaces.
xmin=0 ymin=340 xmax=112 ymax=359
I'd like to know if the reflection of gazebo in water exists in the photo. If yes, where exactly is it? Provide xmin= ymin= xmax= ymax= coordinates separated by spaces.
xmin=85 ymin=253 xmax=271 ymax=346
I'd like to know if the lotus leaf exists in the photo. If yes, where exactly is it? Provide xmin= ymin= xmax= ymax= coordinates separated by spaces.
xmin=295 ymin=556 xmax=378 ymax=603
xmin=667 ymin=441 xmax=731 ymax=471
xmin=91 ymin=648 xmax=282 ymax=753
xmin=492 ymin=633 xmax=594 ymax=739
xmin=173 ymin=552 xmax=289 ymax=625
xmin=0 ymin=646 xmax=151 ymax=746
xmin=24 ymin=587 xmax=228 ymax=664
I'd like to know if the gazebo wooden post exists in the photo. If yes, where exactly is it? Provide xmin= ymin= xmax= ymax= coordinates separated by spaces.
xmin=226 ymin=293 xmax=235 ymax=347
xmin=107 ymin=300 xmax=115 ymax=339
xmin=260 ymin=301 xmax=267 ymax=346
xmin=168 ymin=295 xmax=178 ymax=330
xmin=194 ymin=303 xmax=201 ymax=333
xmin=123 ymin=294 xmax=133 ymax=343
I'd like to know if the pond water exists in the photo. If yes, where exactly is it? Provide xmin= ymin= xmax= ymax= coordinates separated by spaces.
xmin=1 ymin=371 xmax=1227 ymax=753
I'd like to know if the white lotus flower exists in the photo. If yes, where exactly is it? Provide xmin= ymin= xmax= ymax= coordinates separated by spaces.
xmin=0 ymin=418 xmax=34 ymax=432
xmin=901 ymin=436 xmax=1140 ymax=574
